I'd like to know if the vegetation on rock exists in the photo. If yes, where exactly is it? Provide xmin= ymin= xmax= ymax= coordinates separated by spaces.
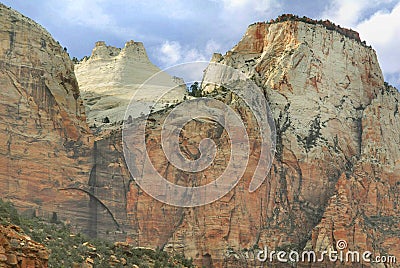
xmin=259 ymin=14 xmax=368 ymax=45
xmin=0 ymin=199 xmax=195 ymax=268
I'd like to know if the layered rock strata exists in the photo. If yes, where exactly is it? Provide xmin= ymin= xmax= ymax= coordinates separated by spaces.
xmin=199 ymin=19 xmax=400 ymax=266
xmin=0 ymin=4 xmax=93 ymax=235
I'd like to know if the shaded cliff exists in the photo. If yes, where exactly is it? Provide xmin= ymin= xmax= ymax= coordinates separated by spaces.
xmin=0 ymin=199 xmax=195 ymax=268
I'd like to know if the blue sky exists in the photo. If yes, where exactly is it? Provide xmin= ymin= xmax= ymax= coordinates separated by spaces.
xmin=2 ymin=0 xmax=400 ymax=87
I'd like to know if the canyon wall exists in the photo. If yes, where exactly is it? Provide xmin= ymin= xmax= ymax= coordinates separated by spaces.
xmin=199 ymin=20 xmax=400 ymax=266
xmin=0 ymin=4 xmax=398 ymax=267
xmin=0 ymin=4 xmax=94 ymax=235
xmin=82 ymin=19 xmax=400 ymax=266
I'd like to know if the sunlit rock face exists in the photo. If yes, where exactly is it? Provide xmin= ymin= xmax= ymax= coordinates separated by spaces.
xmin=75 ymin=40 xmax=187 ymax=128
xmin=120 ymin=18 xmax=399 ymax=267
xmin=198 ymin=18 xmax=399 ymax=266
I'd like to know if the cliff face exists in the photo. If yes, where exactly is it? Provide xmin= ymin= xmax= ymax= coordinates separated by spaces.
xmin=114 ymin=19 xmax=399 ymax=266
xmin=199 ymin=20 xmax=400 ymax=265
xmin=0 ymin=4 xmax=93 ymax=234
xmin=72 ymin=40 xmax=190 ymax=239
xmin=310 ymin=85 xmax=400 ymax=259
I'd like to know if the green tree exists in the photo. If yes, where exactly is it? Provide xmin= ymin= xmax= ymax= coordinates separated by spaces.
xmin=189 ymin=82 xmax=202 ymax=97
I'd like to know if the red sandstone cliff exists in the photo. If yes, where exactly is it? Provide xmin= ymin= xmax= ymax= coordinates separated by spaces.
xmin=120 ymin=20 xmax=398 ymax=267
xmin=199 ymin=20 xmax=400 ymax=267
xmin=77 ymin=19 xmax=400 ymax=267
xmin=0 ymin=4 xmax=94 ymax=235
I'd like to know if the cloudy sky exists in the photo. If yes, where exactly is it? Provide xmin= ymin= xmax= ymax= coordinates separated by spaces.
xmin=2 ymin=0 xmax=400 ymax=87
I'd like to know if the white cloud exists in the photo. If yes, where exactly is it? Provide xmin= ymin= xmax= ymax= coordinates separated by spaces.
xmin=163 ymin=62 xmax=210 ymax=83
xmin=63 ymin=0 xmax=112 ymax=28
xmin=155 ymin=40 xmax=209 ymax=82
xmin=322 ymin=0 xmax=369 ymax=27
xmin=51 ymin=0 xmax=140 ymax=41
xmin=154 ymin=0 xmax=197 ymax=20
xmin=157 ymin=40 xmax=220 ymax=66
xmin=220 ymin=0 xmax=280 ymax=13
xmin=215 ymin=0 xmax=282 ymax=38
xmin=184 ymin=48 xmax=207 ymax=62
xmin=386 ymin=73 xmax=400 ymax=86
xmin=357 ymin=3 xmax=400 ymax=47
xmin=356 ymin=3 xmax=400 ymax=76
xmin=112 ymin=0 xmax=197 ymax=20
xmin=321 ymin=0 xmax=397 ymax=27
xmin=159 ymin=41 xmax=182 ymax=65
xmin=205 ymin=40 xmax=222 ymax=55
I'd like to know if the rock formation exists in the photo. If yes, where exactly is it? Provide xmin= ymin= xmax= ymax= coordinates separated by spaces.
xmin=78 ymin=17 xmax=400 ymax=267
xmin=0 ymin=4 xmax=94 ymax=235
xmin=0 ymin=224 xmax=48 ymax=268
xmin=114 ymin=18 xmax=399 ymax=267
xmin=199 ymin=19 xmax=400 ymax=266
xmin=75 ymin=41 xmax=187 ymax=128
